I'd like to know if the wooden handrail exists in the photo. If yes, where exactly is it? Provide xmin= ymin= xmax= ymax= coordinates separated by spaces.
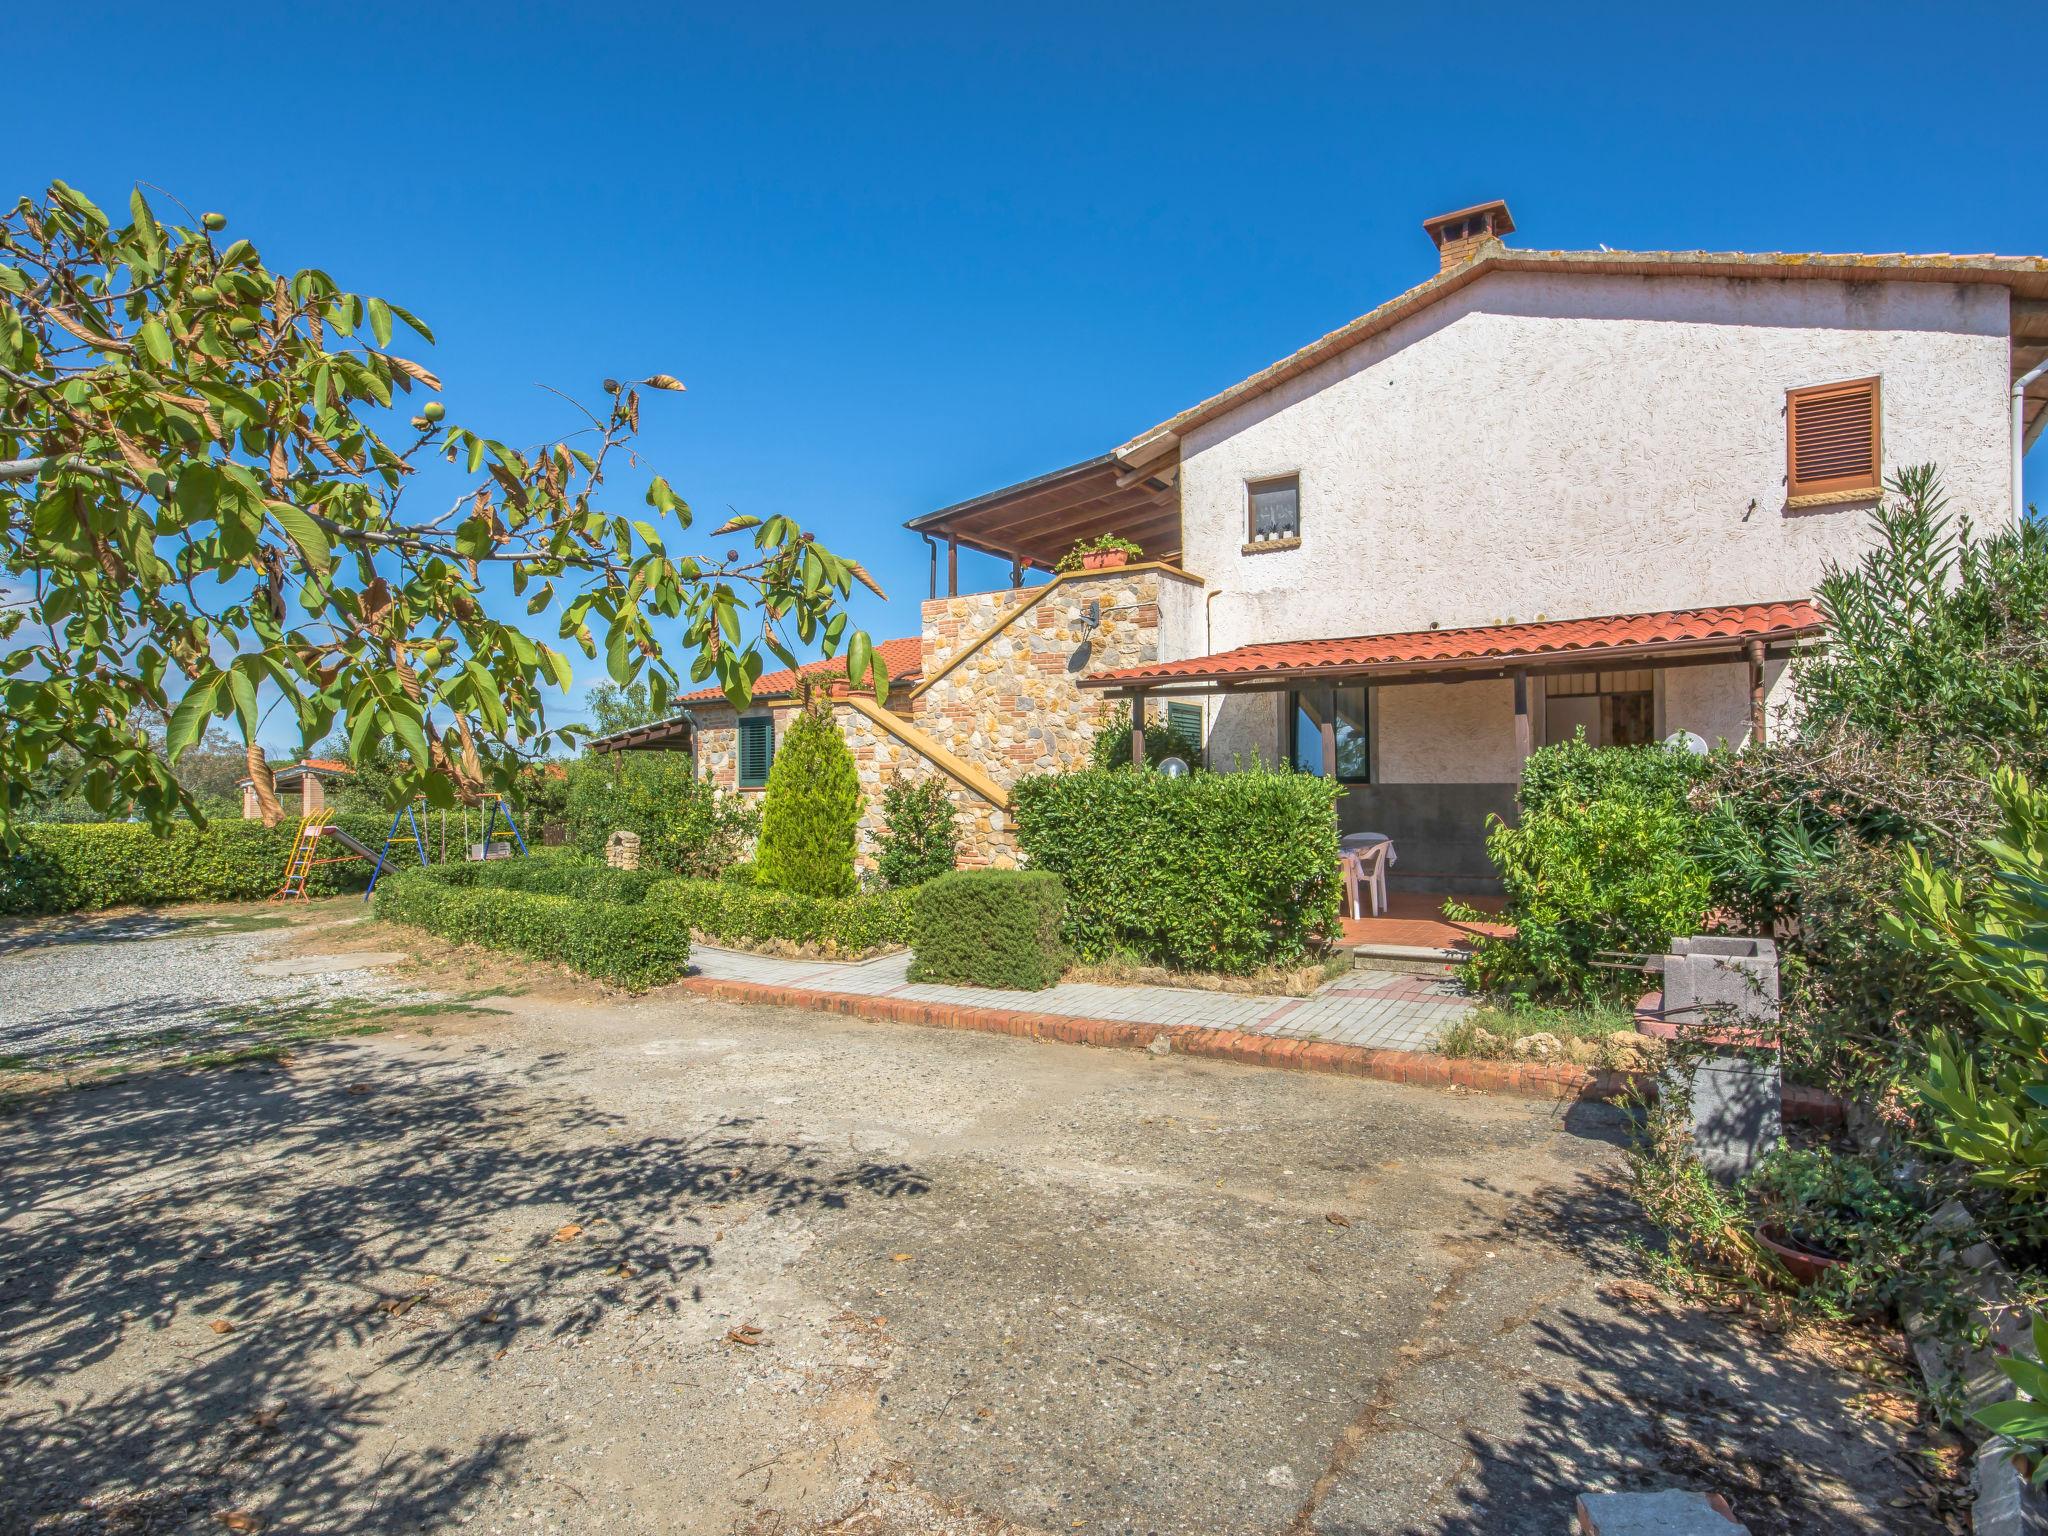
xmin=840 ymin=693 xmax=1013 ymax=809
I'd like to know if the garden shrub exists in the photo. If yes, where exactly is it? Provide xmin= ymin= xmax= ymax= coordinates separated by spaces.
xmin=1456 ymin=741 xmax=1711 ymax=1001
xmin=1011 ymin=767 xmax=1340 ymax=973
xmin=0 ymin=814 xmax=394 ymax=915
xmin=875 ymin=777 xmax=958 ymax=889
xmin=562 ymin=751 xmax=754 ymax=878
xmin=649 ymin=876 xmax=913 ymax=958
xmin=1888 ymin=768 xmax=2048 ymax=1245
xmin=1090 ymin=703 xmax=1203 ymax=772
xmin=1800 ymin=465 xmax=2048 ymax=771
xmin=373 ymin=869 xmax=688 ymax=989
xmin=908 ymin=869 xmax=1067 ymax=990
xmin=417 ymin=853 xmax=661 ymax=906
xmin=755 ymin=707 xmax=864 ymax=897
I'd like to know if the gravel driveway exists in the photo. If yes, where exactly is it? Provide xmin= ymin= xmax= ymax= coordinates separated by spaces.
xmin=0 ymin=906 xmax=1955 ymax=1534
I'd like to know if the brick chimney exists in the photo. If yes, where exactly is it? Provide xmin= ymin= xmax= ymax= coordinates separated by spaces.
xmin=1422 ymin=199 xmax=1515 ymax=273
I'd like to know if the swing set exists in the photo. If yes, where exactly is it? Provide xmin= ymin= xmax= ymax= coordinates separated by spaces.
xmin=272 ymin=796 xmax=530 ymax=901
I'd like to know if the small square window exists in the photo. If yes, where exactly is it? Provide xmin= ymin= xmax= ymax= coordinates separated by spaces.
xmin=1248 ymin=475 xmax=1300 ymax=543
xmin=737 ymin=715 xmax=774 ymax=788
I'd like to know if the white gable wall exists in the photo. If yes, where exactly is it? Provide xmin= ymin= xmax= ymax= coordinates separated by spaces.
xmin=1183 ymin=270 xmax=2012 ymax=778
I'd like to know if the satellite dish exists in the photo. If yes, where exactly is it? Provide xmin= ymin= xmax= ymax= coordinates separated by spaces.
xmin=1157 ymin=756 xmax=1190 ymax=778
xmin=1664 ymin=730 xmax=1709 ymax=756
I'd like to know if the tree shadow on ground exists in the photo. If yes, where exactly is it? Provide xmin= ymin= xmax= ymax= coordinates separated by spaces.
xmin=1417 ymin=1168 xmax=1948 ymax=1536
xmin=0 ymin=910 xmax=246 ymax=958
xmin=0 ymin=1045 xmax=930 ymax=1534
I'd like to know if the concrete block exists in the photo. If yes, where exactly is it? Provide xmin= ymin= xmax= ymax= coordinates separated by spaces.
xmin=1574 ymin=1489 xmax=1747 ymax=1534
xmin=1663 ymin=936 xmax=1778 ymax=1035
xmin=1972 ymin=1438 xmax=2048 ymax=1535
xmin=1668 ymin=1053 xmax=1781 ymax=1183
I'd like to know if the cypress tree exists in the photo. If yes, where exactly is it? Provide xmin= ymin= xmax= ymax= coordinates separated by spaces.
xmin=754 ymin=704 xmax=863 ymax=896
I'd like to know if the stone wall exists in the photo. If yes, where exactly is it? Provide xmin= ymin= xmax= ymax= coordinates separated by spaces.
xmin=838 ymin=701 xmax=1019 ymax=872
xmin=681 ymin=567 xmax=1206 ymax=875
xmin=912 ymin=564 xmax=1206 ymax=787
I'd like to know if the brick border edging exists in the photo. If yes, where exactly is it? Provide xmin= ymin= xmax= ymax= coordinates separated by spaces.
xmin=677 ymin=976 xmax=1604 ymax=1104
xmin=678 ymin=975 xmax=1855 ymax=1125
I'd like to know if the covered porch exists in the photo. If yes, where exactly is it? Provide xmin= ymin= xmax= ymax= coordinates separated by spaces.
xmin=1082 ymin=599 xmax=1826 ymax=898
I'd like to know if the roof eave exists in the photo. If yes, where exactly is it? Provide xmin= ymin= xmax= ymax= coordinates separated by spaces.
xmin=1113 ymin=245 xmax=2048 ymax=459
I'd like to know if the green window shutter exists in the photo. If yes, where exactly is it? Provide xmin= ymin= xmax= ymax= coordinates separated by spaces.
xmin=737 ymin=716 xmax=774 ymax=788
xmin=1166 ymin=701 xmax=1203 ymax=753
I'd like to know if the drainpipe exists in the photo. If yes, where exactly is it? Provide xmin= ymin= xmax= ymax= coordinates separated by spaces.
xmin=2015 ymin=356 xmax=2048 ymax=525
xmin=1203 ymin=586 xmax=1226 ymax=766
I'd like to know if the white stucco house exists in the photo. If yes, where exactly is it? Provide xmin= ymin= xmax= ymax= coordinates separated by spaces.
xmin=598 ymin=198 xmax=2048 ymax=890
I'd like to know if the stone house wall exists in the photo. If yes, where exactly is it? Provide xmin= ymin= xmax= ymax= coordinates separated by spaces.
xmin=677 ymin=566 xmax=1206 ymax=876
xmin=911 ymin=565 xmax=1206 ymax=784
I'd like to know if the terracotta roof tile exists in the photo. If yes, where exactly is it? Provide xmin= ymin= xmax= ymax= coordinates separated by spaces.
xmin=678 ymin=636 xmax=923 ymax=705
xmin=1083 ymin=600 xmax=1825 ymax=688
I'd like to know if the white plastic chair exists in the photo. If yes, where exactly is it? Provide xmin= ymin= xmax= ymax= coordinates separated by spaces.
xmin=1343 ymin=841 xmax=1391 ymax=919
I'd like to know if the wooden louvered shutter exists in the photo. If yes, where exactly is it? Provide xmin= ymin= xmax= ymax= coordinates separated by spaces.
xmin=1786 ymin=378 xmax=1881 ymax=501
xmin=1166 ymin=701 xmax=1203 ymax=752
xmin=737 ymin=716 xmax=773 ymax=788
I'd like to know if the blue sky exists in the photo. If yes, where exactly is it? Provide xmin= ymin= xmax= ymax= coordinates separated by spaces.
xmin=13 ymin=1 xmax=2044 ymax=742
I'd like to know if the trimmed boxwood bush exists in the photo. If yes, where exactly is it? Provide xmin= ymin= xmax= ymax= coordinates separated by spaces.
xmin=373 ymin=868 xmax=687 ymax=989
xmin=907 ymin=869 xmax=1067 ymax=990
xmin=0 ymin=815 xmax=396 ymax=915
xmin=1011 ymin=767 xmax=1341 ymax=974
xmin=649 ymin=877 xmax=913 ymax=958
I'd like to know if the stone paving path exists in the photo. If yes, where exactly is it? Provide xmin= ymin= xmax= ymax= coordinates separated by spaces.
xmin=687 ymin=945 xmax=1475 ymax=1052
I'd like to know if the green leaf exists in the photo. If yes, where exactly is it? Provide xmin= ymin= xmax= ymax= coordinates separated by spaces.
xmin=226 ymin=667 xmax=260 ymax=742
xmin=139 ymin=318 xmax=175 ymax=368
xmin=366 ymin=296 xmax=394 ymax=349
xmin=267 ymin=503 xmax=332 ymax=574
xmin=166 ymin=676 xmax=222 ymax=761
xmin=846 ymin=631 xmax=872 ymax=692
xmin=385 ymin=300 xmax=435 ymax=344
xmin=539 ymin=645 xmax=572 ymax=691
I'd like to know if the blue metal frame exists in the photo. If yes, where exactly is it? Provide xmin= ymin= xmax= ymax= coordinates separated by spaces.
xmin=363 ymin=803 xmax=430 ymax=899
xmin=476 ymin=797 xmax=529 ymax=858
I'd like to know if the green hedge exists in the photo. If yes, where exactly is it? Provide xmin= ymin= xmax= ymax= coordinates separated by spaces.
xmin=648 ymin=876 xmax=913 ymax=958
xmin=373 ymin=868 xmax=688 ymax=989
xmin=0 ymin=815 xmax=399 ymax=915
xmin=418 ymin=853 xmax=662 ymax=905
xmin=907 ymin=869 xmax=1067 ymax=990
xmin=1011 ymin=767 xmax=1342 ymax=973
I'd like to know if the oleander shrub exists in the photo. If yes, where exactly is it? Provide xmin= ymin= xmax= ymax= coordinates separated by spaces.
xmin=373 ymin=869 xmax=687 ymax=989
xmin=1010 ymin=767 xmax=1341 ymax=973
xmin=0 ymin=814 xmax=395 ymax=915
xmin=875 ymin=777 xmax=959 ymax=889
xmin=650 ymin=876 xmax=913 ymax=959
xmin=562 ymin=751 xmax=755 ymax=878
xmin=1454 ymin=741 xmax=1712 ymax=1002
xmin=755 ymin=707 xmax=863 ymax=898
xmin=908 ymin=869 xmax=1067 ymax=990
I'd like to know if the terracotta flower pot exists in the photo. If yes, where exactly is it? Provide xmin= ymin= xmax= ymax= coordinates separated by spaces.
xmin=1756 ymin=1225 xmax=1845 ymax=1286
xmin=1080 ymin=549 xmax=1131 ymax=570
